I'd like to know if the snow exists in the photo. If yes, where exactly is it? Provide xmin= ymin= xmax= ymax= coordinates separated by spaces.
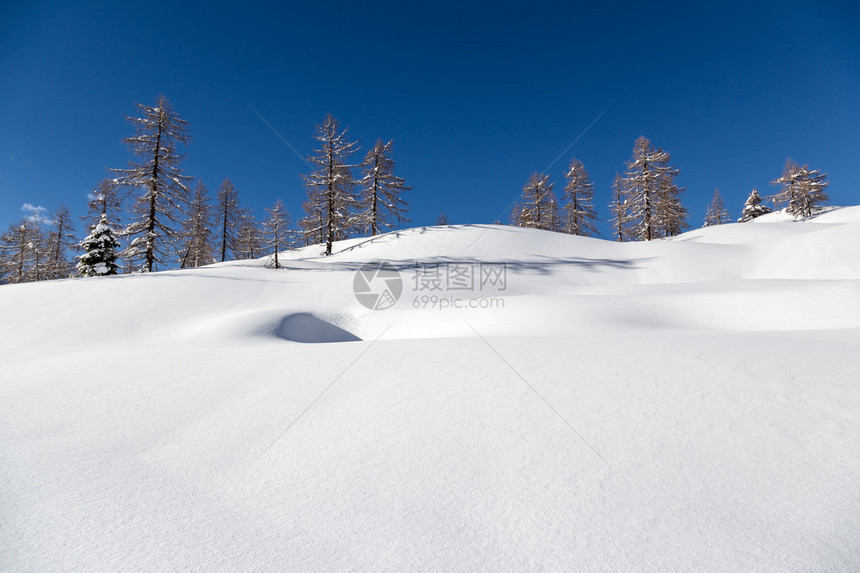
xmin=2 ymin=207 xmax=859 ymax=570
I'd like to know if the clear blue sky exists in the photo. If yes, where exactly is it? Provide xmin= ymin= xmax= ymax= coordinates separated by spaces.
xmin=2 ymin=0 xmax=858 ymax=238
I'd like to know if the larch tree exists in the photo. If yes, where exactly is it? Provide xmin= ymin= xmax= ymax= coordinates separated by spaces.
xmin=562 ymin=158 xmax=598 ymax=237
xmin=547 ymin=192 xmax=563 ymax=232
xmin=264 ymin=199 xmax=291 ymax=269
xmin=513 ymin=172 xmax=555 ymax=231
xmin=0 ymin=219 xmax=49 ymax=283
xmin=655 ymin=177 xmax=688 ymax=237
xmin=510 ymin=202 xmax=532 ymax=227
xmin=770 ymin=159 xmax=829 ymax=218
xmin=114 ymin=95 xmax=192 ymax=272
xmin=302 ymin=114 xmax=360 ymax=255
xmin=84 ymin=177 xmax=124 ymax=232
xmin=621 ymin=136 xmax=686 ymax=240
xmin=46 ymin=205 xmax=77 ymax=279
xmin=77 ymin=214 xmax=119 ymax=277
xmin=738 ymin=188 xmax=771 ymax=222
xmin=235 ymin=208 xmax=263 ymax=260
xmin=180 ymin=180 xmax=214 ymax=268
xmin=359 ymin=139 xmax=411 ymax=235
xmin=297 ymin=191 xmax=325 ymax=246
xmin=215 ymin=177 xmax=241 ymax=261
xmin=609 ymin=172 xmax=631 ymax=242
xmin=0 ymin=220 xmax=34 ymax=284
xmin=703 ymin=188 xmax=731 ymax=227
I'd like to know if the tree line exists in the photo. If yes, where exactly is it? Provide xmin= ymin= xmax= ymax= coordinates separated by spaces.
xmin=0 ymin=97 xmax=832 ymax=285
xmin=511 ymin=136 xmax=830 ymax=239
xmin=0 ymin=96 xmax=411 ymax=283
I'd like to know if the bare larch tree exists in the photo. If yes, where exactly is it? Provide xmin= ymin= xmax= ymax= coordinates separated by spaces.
xmin=703 ymin=188 xmax=732 ymax=227
xmin=46 ymin=206 xmax=77 ymax=279
xmin=359 ymin=139 xmax=411 ymax=235
xmin=512 ymin=172 xmax=556 ymax=231
xmin=216 ymin=177 xmax=241 ymax=262
xmin=264 ymin=199 xmax=291 ymax=269
xmin=621 ymin=136 xmax=686 ymax=240
xmin=562 ymin=158 xmax=598 ymax=237
xmin=770 ymin=159 xmax=829 ymax=218
xmin=180 ymin=180 xmax=215 ymax=268
xmin=114 ymin=95 xmax=192 ymax=272
xmin=302 ymin=114 xmax=359 ymax=255
xmin=609 ymin=172 xmax=630 ymax=242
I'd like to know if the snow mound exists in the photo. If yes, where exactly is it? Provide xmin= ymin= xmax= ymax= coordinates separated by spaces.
xmin=2 ymin=206 xmax=860 ymax=571
xmin=276 ymin=313 xmax=362 ymax=343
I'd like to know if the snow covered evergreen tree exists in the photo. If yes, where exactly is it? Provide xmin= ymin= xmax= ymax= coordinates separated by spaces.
xmin=301 ymin=114 xmax=360 ymax=255
xmin=621 ymin=136 xmax=686 ymax=240
xmin=215 ymin=177 xmax=241 ymax=261
xmin=562 ymin=158 xmax=598 ymax=237
xmin=512 ymin=172 xmax=556 ymax=231
xmin=77 ymin=214 xmax=119 ymax=277
xmin=703 ymin=188 xmax=731 ymax=227
xmin=738 ymin=188 xmax=771 ymax=222
xmin=770 ymin=159 xmax=829 ymax=218
xmin=179 ymin=181 xmax=214 ymax=268
xmin=264 ymin=199 xmax=291 ymax=269
xmin=45 ymin=205 xmax=76 ymax=279
xmin=359 ymin=139 xmax=411 ymax=235
xmin=113 ymin=95 xmax=192 ymax=272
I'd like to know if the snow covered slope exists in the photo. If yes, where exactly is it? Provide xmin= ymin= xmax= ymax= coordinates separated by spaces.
xmin=2 ymin=208 xmax=859 ymax=571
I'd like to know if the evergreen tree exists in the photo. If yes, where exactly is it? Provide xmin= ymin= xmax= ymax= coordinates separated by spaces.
xmin=513 ymin=172 xmax=555 ymax=231
xmin=359 ymin=139 xmax=411 ymax=235
xmin=235 ymin=208 xmax=263 ymax=259
xmin=113 ymin=95 xmax=192 ymax=272
xmin=621 ymin=136 xmax=686 ymax=240
xmin=738 ymin=188 xmax=771 ymax=222
xmin=46 ymin=205 xmax=77 ymax=279
xmin=436 ymin=212 xmax=449 ymax=225
xmin=77 ymin=214 xmax=119 ymax=277
xmin=770 ymin=159 xmax=829 ymax=218
xmin=562 ymin=158 xmax=598 ymax=237
xmin=301 ymin=114 xmax=360 ymax=255
xmin=216 ymin=177 xmax=241 ymax=261
xmin=703 ymin=188 xmax=731 ymax=227
xmin=609 ymin=172 xmax=631 ymax=242
xmin=180 ymin=180 xmax=214 ymax=268
xmin=264 ymin=199 xmax=291 ymax=269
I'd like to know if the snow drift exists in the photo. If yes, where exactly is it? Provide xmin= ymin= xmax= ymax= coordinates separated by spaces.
xmin=1 ymin=207 xmax=859 ymax=571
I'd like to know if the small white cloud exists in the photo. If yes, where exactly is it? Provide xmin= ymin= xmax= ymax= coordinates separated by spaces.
xmin=21 ymin=203 xmax=51 ymax=224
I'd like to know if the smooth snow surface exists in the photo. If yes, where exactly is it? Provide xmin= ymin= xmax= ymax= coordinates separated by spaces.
xmin=2 ymin=208 xmax=859 ymax=571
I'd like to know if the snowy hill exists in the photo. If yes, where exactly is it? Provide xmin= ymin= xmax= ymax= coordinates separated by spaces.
xmin=2 ymin=207 xmax=859 ymax=571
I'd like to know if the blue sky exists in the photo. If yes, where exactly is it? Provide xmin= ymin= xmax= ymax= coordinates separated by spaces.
xmin=1 ymin=0 xmax=858 ymax=238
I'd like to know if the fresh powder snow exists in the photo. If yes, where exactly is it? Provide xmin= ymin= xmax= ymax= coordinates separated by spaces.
xmin=1 ymin=207 xmax=859 ymax=570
